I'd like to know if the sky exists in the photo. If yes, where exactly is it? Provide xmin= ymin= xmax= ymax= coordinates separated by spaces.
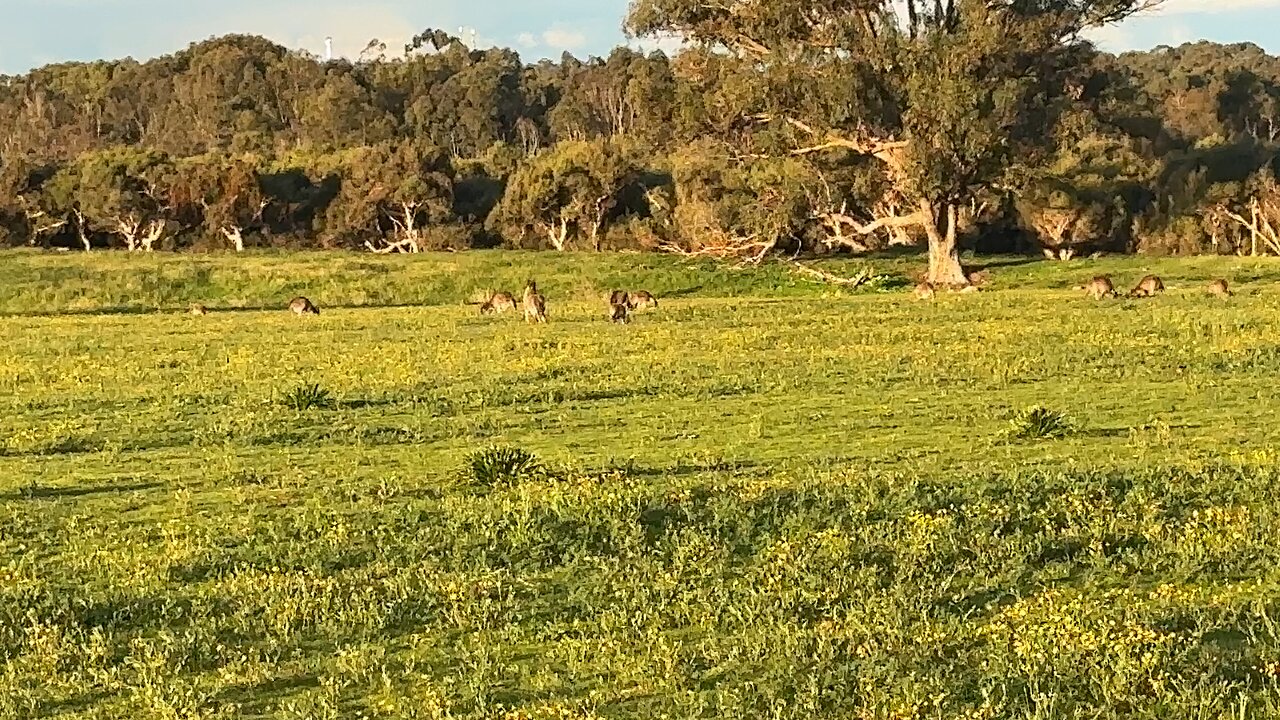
xmin=1 ymin=0 xmax=1279 ymax=75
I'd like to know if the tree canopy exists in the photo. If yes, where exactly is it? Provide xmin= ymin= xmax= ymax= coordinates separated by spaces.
xmin=0 ymin=24 xmax=1279 ymax=263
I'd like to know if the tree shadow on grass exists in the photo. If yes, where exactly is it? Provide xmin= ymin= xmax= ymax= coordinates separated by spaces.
xmin=213 ymin=672 xmax=321 ymax=715
xmin=966 ymin=256 xmax=1043 ymax=272
xmin=38 ymin=690 xmax=113 ymax=718
xmin=0 ymin=480 xmax=162 ymax=501
xmin=0 ymin=305 xmax=157 ymax=319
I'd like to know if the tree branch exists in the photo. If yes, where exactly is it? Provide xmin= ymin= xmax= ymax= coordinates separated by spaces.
xmin=789 ymin=261 xmax=874 ymax=287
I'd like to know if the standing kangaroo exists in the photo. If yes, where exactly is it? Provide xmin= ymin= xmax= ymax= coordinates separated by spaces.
xmin=523 ymin=281 xmax=548 ymax=323
xmin=608 ymin=290 xmax=630 ymax=324
xmin=289 ymin=296 xmax=320 ymax=315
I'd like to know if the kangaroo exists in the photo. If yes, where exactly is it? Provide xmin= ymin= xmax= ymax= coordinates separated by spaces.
xmin=1129 ymin=274 xmax=1165 ymax=298
xmin=913 ymin=282 xmax=935 ymax=300
xmin=628 ymin=291 xmax=658 ymax=311
xmin=1208 ymin=278 xmax=1232 ymax=298
xmin=480 ymin=291 xmax=517 ymax=315
xmin=1080 ymin=276 xmax=1117 ymax=300
xmin=289 ymin=296 xmax=320 ymax=316
xmin=523 ymin=280 xmax=548 ymax=323
xmin=188 ymin=304 xmax=209 ymax=316
xmin=608 ymin=290 xmax=630 ymax=324
xmin=610 ymin=300 xmax=630 ymax=324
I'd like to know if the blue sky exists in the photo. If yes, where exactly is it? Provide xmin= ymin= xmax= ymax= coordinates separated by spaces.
xmin=2 ymin=0 xmax=1278 ymax=75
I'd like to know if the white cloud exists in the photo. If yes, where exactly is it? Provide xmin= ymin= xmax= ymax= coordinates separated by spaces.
xmin=1159 ymin=22 xmax=1194 ymax=46
xmin=103 ymin=1 xmax=464 ymax=62
xmin=1084 ymin=23 xmax=1136 ymax=52
xmin=541 ymin=26 xmax=588 ymax=50
xmin=516 ymin=32 xmax=538 ymax=48
xmin=245 ymin=6 xmax=425 ymax=60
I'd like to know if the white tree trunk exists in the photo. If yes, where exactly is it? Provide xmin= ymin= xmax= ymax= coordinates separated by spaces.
xmin=396 ymin=202 xmax=422 ymax=254
xmin=74 ymin=211 xmax=92 ymax=252
xmin=547 ymin=217 xmax=569 ymax=251
xmin=23 ymin=210 xmax=65 ymax=248
xmin=365 ymin=202 xmax=424 ymax=254
xmin=140 ymin=220 xmax=164 ymax=252
xmin=115 ymin=217 xmax=142 ymax=252
xmin=221 ymin=226 xmax=245 ymax=252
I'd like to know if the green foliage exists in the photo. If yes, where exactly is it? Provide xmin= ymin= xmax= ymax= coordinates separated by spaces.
xmin=669 ymin=141 xmax=813 ymax=256
xmin=489 ymin=138 xmax=641 ymax=250
xmin=0 ymin=21 xmax=1278 ymax=259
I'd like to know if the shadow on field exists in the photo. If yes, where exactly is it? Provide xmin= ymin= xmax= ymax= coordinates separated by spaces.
xmin=1 ymin=480 xmax=161 ymax=501
xmin=1076 ymin=427 xmax=1130 ymax=439
xmin=967 ymin=256 xmax=1041 ymax=272
xmin=214 ymin=673 xmax=321 ymax=714
xmin=335 ymin=397 xmax=399 ymax=410
xmin=0 ymin=301 xmax=441 ymax=319
xmin=38 ymin=690 xmax=113 ymax=718
xmin=612 ymin=459 xmax=766 ymax=479
xmin=0 ymin=305 xmax=157 ymax=319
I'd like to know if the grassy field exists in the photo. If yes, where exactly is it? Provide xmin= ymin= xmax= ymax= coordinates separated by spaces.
xmin=4 ymin=249 xmax=1280 ymax=718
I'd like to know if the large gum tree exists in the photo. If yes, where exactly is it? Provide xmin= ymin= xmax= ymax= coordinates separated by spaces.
xmin=626 ymin=0 xmax=1162 ymax=285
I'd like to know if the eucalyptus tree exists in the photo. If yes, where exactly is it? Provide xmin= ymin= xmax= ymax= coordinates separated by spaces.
xmin=627 ymin=0 xmax=1163 ymax=283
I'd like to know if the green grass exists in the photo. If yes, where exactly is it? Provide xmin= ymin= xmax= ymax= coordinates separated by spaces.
xmin=1 ymin=246 xmax=1275 ymax=316
xmin=4 ymin=249 xmax=1280 ymax=718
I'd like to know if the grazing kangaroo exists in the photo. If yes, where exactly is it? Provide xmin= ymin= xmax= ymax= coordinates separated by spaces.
xmin=289 ymin=296 xmax=320 ymax=316
xmin=1080 ymin=276 xmax=1117 ymax=299
xmin=480 ymin=291 xmax=517 ymax=315
xmin=628 ymin=291 xmax=658 ymax=310
xmin=188 ymin=304 xmax=209 ymax=316
xmin=1129 ymin=274 xmax=1165 ymax=298
xmin=610 ymin=301 xmax=630 ymax=324
xmin=1208 ymin=278 xmax=1232 ymax=298
xmin=609 ymin=289 xmax=630 ymax=308
xmin=523 ymin=280 xmax=548 ymax=323
xmin=913 ymin=282 xmax=935 ymax=300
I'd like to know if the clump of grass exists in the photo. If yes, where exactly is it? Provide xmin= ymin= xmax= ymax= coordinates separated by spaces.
xmin=463 ymin=445 xmax=541 ymax=488
xmin=279 ymin=383 xmax=334 ymax=411
xmin=1004 ymin=406 xmax=1077 ymax=440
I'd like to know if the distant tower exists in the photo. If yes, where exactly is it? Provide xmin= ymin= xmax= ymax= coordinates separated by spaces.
xmin=470 ymin=28 xmax=477 ymax=47
xmin=324 ymin=36 xmax=334 ymax=61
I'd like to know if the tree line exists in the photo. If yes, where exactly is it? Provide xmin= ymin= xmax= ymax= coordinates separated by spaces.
xmin=1 ymin=4 xmax=1279 ymax=279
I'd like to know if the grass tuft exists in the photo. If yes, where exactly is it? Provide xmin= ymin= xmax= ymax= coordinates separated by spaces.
xmin=462 ymin=445 xmax=541 ymax=488
xmin=279 ymin=383 xmax=334 ymax=411
xmin=1005 ymin=405 xmax=1077 ymax=440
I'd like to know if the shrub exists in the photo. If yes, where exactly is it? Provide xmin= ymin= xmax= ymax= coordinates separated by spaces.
xmin=463 ymin=445 xmax=541 ymax=488
xmin=279 ymin=383 xmax=334 ymax=411
xmin=1004 ymin=406 xmax=1076 ymax=440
